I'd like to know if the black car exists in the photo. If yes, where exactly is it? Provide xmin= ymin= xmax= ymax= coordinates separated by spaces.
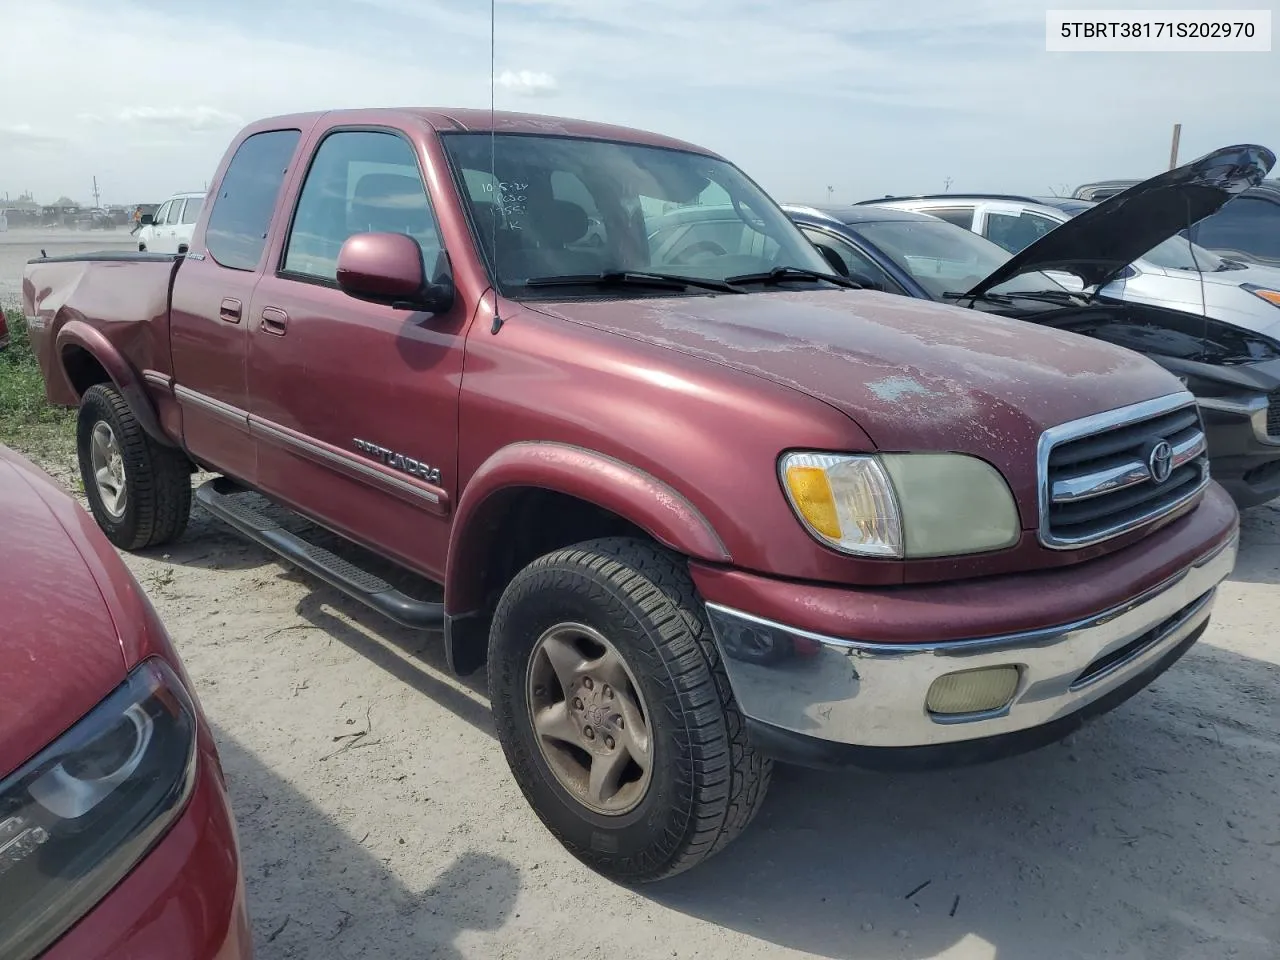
xmin=771 ymin=145 xmax=1280 ymax=507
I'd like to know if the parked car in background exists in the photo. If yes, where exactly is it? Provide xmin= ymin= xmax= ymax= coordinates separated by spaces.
xmin=25 ymin=107 xmax=1240 ymax=882
xmin=1074 ymin=178 xmax=1280 ymax=268
xmin=136 ymin=191 xmax=205 ymax=253
xmin=0 ymin=443 xmax=251 ymax=960
xmin=863 ymin=192 xmax=1280 ymax=342
xmin=784 ymin=143 xmax=1280 ymax=507
xmin=1186 ymin=179 xmax=1280 ymax=268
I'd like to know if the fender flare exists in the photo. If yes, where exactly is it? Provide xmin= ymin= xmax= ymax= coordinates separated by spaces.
xmin=444 ymin=441 xmax=730 ymax=618
xmin=55 ymin=321 xmax=176 ymax=448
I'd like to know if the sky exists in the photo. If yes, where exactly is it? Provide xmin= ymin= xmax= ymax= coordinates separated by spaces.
xmin=0 ymin=0 xmax=1276 ymax=206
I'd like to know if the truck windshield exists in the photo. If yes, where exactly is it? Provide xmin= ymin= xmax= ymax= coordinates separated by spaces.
xmin=440 ymin=132 xmax=834 ymax=297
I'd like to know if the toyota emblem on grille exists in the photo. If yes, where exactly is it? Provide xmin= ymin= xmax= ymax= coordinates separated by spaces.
xmin=1146 ymin=439 xmax=1174 ymax=484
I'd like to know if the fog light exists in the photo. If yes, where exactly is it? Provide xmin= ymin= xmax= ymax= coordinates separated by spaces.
xmin=926 ymin=666 xmax=1019 ymax=716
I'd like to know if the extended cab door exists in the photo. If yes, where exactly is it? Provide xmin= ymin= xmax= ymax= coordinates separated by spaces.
xmin=245 ymin=126 xmax=469 ymax=578
xmin=169 ymin=128 xmax=304 ymax=483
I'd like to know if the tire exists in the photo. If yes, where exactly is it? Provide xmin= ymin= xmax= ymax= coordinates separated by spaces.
xmin=77 ymin=383 xmax=192 ymax=550
xmin=487 ymin=537 xmax=771 ymax=882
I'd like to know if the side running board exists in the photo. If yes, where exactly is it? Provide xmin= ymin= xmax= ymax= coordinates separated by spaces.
xmin=194 ymin=478 xmax=444 ymax=629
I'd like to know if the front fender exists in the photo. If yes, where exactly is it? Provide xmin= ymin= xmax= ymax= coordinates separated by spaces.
xmin=55 ymin=320 xmax=175 ymax=448
xmin=444 ymin=440 xmax=730 ymax=616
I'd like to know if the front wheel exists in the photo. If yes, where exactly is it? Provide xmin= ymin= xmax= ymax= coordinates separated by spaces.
xmin=487 ymin=537 xmax=771 ymax=882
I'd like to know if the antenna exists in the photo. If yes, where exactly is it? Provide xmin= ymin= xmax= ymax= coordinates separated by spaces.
xmin=489 ymin=0 xmax=503 ymax=334
xmin=1185 ymin=195 xmax=1208 ymax=356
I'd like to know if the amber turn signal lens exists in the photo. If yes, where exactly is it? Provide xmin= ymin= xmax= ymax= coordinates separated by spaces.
xmin=783 ymin=465 xmax=841 ymax=539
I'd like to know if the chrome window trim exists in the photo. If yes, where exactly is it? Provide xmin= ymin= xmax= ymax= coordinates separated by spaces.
xmin=1036 ymin=391 xmax=1205 ymax=550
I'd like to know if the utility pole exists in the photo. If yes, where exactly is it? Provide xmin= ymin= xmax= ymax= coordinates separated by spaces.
xmin=826 ymin=185 xmax=834 ymax=202
xmin=1168 ymin=123 xmax=1182 ymax=170
xmin=92 ymin=175 xmax=101 ymax=208
xmin=943 ymin=177 xmax=953 ymax=192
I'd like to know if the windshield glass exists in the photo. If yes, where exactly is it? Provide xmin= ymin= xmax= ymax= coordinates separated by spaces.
xmin=1141 ymin=234 xmax=1227 ymax=271
xmin=853 ymin=219 xmax=1066 ymax=299
xmin=440 ymin=133 xmax=833 ymax=296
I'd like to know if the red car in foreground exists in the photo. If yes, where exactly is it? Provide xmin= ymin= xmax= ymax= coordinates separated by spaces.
xmin=0 ymin=444 xmax=252 ymax=959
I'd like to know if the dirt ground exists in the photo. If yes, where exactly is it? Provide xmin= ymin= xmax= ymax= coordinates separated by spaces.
xmin=6 ymin=234 xmax=1280 ymax=959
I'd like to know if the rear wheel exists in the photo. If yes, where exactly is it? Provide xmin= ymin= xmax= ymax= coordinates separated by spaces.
xmin=77 ymin=383 xmax=191 ymax=550
xmin=487 ymin=537 xmax=771 ymax=882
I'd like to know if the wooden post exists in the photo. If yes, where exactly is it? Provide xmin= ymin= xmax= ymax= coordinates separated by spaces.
xmin=1169 ymin=123 xmax=1182 ymax=170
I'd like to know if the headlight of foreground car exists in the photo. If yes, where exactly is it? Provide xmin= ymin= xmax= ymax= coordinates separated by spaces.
xmin=0 ymin=659 xmax=197 ymax=960
xmin=1243 ymin=283 xmax=1280 ymax=308
xmin=780 ymin=452 xmax=1020 ymax=558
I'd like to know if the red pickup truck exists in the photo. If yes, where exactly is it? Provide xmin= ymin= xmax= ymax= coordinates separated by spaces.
xmin=24 ymin=108 xmax=1239 ymax=882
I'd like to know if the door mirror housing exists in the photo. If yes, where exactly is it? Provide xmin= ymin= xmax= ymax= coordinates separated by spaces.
xmin=812 ymin=242 xmax=849 ymax=278
xmin=139 ymin=213 xmax=154 ymax=226
xmin=336 ymin=232 xmax=454 ymax=313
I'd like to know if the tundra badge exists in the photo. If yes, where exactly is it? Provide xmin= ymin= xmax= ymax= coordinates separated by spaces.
xmin=353 ymin=439 xmax=442 ymax=485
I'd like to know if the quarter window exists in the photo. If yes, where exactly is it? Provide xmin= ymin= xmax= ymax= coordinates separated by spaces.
xmin=798 ymin=226 xmax=896 ymax=290
xmin=284 ymin=130 xmax=443 ymax=282
xmin=205 ymin=129 xmax=302 ymax=271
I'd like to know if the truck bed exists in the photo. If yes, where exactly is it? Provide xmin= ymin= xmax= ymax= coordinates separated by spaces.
xmin=23 ymin=252 xmax=184 ymax=407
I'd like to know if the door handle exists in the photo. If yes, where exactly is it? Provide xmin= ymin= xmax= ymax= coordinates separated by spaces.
xmin=260 ymin=306 xmax=289 ymax=336
xmin=218 ymin=298 xmax=242 ymax=323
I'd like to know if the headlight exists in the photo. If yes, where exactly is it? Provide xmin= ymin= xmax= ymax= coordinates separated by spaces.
xmin=1242 ymin=283 xmax=1280 ymax=307
xmin=780 ymin=451 xmax=1020 ymax=558
xmin=0 ymin=659 xmax=196 ymax=960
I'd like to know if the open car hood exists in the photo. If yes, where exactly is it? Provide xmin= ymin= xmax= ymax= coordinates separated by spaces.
xmin=965 ymin=143 xmax=1276 ymax=298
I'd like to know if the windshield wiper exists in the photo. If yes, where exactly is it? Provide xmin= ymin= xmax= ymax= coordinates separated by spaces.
xmin=524 ymin=270 xmax=744 ymax=294
xmin=724 ymin=266 xmax=862 ymax=289
xmin=944 ymin=289 xmax=1087 ymax=307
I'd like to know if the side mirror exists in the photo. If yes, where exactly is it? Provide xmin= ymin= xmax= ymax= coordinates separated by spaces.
xmin=336 ymin=232 xmax=454 ymax=313
xmin=813 ymin=242 xmax=851 ymax=278
xmin=140 ymin=214 xmax=154 ymax=226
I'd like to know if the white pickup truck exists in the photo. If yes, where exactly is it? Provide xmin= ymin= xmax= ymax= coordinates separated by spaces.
xmin=136 ymin=191 xmax=205 ymax=254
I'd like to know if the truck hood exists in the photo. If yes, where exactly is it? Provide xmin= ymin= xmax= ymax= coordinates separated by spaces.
xmin=528 ymin=289 xmax=1181 ymax=462
xmin=968 ymin=143 xmax=1276 ymax=297
xmin=0 ymin=451 xmax=127 ymax=778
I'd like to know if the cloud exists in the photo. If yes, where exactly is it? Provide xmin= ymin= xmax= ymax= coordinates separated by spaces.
xmin=1 ymin=0 xmax=1275 ymax=205
xmin=79 ymin=106 xmax=245 ymax=132
xmin=495 ymin=69 xmax=559 ymax=97
xmin=0 ymin=124 xmax=67 ymax=149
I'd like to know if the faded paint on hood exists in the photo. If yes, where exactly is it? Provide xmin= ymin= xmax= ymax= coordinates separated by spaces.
xmin=526 ymin=289 xmax=1184 ymax=512
xmin=0 ymin=452 xmax=127 ymax=778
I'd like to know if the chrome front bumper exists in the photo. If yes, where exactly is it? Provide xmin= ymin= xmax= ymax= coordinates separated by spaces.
xmin=704 ymin=535 xmax=1237 ymax=750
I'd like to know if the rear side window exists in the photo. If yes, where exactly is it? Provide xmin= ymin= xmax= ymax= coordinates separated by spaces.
xmin=984 ymin=211 xmax=1057 ymax=253
xmin=164 ymin=201 xmax=183 ymax=225
xmin=153 ymin=201 xmax=172 ymax=225
xmin=205 ymin=129 xmax=302 ymax=271
xmin=180 ymin=197 xmax=204 ymax=224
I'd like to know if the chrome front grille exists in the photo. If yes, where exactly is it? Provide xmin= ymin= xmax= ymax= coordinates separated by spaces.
xmin=1038 ymin=393 xmax=1210 ymax=550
